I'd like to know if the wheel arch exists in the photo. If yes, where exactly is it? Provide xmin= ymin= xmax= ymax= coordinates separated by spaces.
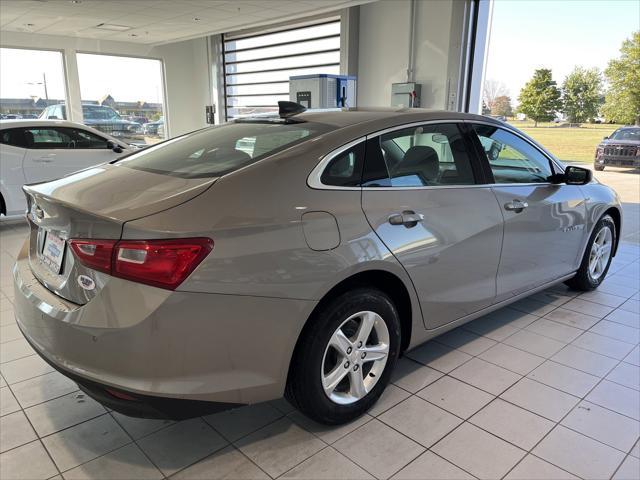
xmin=290 ymin=269 xmax=415 ymax=370
xmin=604 ymin=206 xmax=621 ymax=256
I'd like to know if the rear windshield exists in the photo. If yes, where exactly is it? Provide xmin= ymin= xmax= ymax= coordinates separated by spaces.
xmin=116 ymin=121 xmax=333 ymax=178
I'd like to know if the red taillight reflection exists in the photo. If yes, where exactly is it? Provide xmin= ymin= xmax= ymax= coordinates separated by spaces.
xmin=69 ymin=237 xmax=213 ymax=290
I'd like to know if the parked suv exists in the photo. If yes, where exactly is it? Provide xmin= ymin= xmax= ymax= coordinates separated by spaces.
xmin=594 ymin=126 xmax=640 ymax=171
xmin=40 ymin=104 xmax=142 ymax=141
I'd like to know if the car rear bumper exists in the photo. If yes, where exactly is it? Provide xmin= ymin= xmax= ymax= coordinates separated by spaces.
xmin=13 ymin=239 xmax=316 ymax=416
xmin=19 ymin=330 xmax=241 ymax=419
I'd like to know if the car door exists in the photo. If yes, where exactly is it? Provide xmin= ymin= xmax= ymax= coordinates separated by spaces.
xmin=22 ymin=126 xmax=119 ymax=183
xmin=468 ymin=123 xmax=588 ymax=302
xmin=361 ymin=122 xmax=504 ymax=329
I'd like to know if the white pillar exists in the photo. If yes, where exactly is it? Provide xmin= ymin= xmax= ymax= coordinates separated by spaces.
xmin=62 ymin=48 xmax=83 ymax=123
xmin=467 ymin=0 xmax=494 ymax=114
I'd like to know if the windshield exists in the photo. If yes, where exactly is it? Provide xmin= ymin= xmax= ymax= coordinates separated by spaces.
xmin=83 ymin=106 xmax=121 ymax=121
xmin=115 ymin=121 xmax=333 ymax=178
xmin=610 ymin=128 xmax=640 ymax=141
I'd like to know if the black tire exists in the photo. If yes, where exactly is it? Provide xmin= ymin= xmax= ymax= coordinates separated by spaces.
xmin=286 ymin=288 xmax=401 ymax=425
xmin=565 ymin=215 xmax=616 ymax=291
xmin=594 ymin=165 xmax=605 ymax=171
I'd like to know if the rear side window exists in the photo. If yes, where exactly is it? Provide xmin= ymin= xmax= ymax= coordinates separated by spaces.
xmin=362 ymin=123 xmax=476 ymax=187
xmin=320 ymin=142 xmax=365 ymax=187
xmin=117 ymin=121 xmax=333 ymax=178
xmin=1 ymin=128 xmax=28 ymax=148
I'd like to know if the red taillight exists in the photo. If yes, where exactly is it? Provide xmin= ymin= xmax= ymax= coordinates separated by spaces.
xmin=113 ymin=238 xmax=213 ymax=290
xmin=69 ymin=237 xmax=213 ymax=290
xmin=69 ymin=239 xmax=116 ymax=274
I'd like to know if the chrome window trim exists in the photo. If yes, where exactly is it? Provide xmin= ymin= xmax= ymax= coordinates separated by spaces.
xmin=307 ymin=118 xmax=566 ymax=191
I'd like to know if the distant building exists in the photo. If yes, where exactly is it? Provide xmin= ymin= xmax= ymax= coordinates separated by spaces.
xmin=0 ymin=94 xmax=162 ymax=118
xmin=0 ymin=97 xmax=63 ymax=116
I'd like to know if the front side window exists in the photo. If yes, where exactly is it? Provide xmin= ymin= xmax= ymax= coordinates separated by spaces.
xmin=70 ymin=129 xmax=109 ymax=149
xmin=362 ymin=123 xmax=476 ymax=187
xmin=472 ymin=125 xmax=553 ymax=184
xmin=25 ymin=128 xmax=73 ymax=149
xmin=117 ymin=120 xmax=333 ymax=178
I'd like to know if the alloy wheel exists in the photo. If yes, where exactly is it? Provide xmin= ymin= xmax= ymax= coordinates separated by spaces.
xmin=321 ymin=311 xmax=390 ymax=405
xmin=588 ymin=226 xmax=613 ymax=281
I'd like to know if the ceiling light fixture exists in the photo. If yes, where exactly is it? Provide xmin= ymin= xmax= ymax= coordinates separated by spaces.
xmin=94 ymin=23 xmax=132 ymax=32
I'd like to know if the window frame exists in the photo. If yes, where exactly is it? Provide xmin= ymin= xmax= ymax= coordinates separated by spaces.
xmin=465 ymin=121 xmax=565 ymax=185
xmin=308 ymin=120 xmax=491 ymax=191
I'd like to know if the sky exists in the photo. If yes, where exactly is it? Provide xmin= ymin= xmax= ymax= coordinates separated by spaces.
xmin=0 ymin=49 xmax=164 ymax=104
xmin=485 ymin=0 xmax=640 ymax=105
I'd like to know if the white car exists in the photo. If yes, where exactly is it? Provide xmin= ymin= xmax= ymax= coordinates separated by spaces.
xmin=0 ymin=120 xmax=132 ymax=217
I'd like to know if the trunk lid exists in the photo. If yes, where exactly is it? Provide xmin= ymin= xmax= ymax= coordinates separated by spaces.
xmin=23 ymin=164 xmax=216 ymax=305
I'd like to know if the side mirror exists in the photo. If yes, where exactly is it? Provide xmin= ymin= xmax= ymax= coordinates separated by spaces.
xmin=564 ymin=165 xmax=592 ymax=185
xmin=603 ymin=136 xmax=609 ymax=140
xmin=107 ymin=140 xmax=123 ymax=153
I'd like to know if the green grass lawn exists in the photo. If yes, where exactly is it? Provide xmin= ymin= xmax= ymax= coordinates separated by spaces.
xmin=508 ymin=120 xmax=623 ymax=163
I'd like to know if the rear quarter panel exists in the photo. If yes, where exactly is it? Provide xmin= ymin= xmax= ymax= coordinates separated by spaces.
xmin=121 ymin=135 xmax=416 ymax=302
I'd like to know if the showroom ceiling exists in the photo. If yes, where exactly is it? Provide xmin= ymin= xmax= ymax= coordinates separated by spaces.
xmin=0 ymin=0 xmax=371 ymax=45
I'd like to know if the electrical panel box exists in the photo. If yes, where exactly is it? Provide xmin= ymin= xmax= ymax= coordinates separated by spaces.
xmin=391 ymin=82 xmax=421 ymax=108
xmin=289 ymin=74 xmax=357 ymax=109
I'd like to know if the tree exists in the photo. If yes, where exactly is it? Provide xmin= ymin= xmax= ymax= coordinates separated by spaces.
xmin=601 ymin=31 xmax=640 ymax=125
xmin=518 ymin=69 xmax=562 ymax=126
xmin=562 ymin=67 xmax=602 ymax=123
xmin=483 ymin=79 xmax=508 ymax=112
xmin=491 ymin=95 xmax=513 ymax=117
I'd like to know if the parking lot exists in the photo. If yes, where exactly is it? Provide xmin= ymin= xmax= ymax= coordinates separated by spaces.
xmin=1 ymin=168 xmax=638 ymax=480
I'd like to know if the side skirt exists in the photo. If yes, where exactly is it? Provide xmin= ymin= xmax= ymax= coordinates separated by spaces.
xmin=406 ymin=272 xmax=576 ymax=350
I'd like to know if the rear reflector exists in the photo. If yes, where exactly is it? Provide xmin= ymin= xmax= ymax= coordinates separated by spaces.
xmin=69 ymin=237 xmax=213 ymax=290
xmin=105 ymin=388 xmax=138 ymax=401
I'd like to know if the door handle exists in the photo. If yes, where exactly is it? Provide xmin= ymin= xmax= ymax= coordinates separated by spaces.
xmin=504 ymin=200 xmax=529 ymax=212
xmin=388 ymin=210 xmax=424 ymax=228
xmin=34 ymin=155 xmax=54 ymax=163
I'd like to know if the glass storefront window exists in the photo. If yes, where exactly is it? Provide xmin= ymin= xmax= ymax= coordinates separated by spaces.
xmin=0 ymin=48 xmax=67 ymax=120
xmin=76 ymin=53 xmax=166 ymax=146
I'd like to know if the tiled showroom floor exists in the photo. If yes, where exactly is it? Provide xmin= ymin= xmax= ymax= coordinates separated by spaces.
xmin=1 ymin=169 xmax=639 ymax=480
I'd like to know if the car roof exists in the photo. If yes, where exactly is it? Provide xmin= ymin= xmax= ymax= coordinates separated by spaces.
xmin=294 ymin=108 xmax=501 ymax=131
xmin=0 ymin=119 xmax=96 ymax=129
